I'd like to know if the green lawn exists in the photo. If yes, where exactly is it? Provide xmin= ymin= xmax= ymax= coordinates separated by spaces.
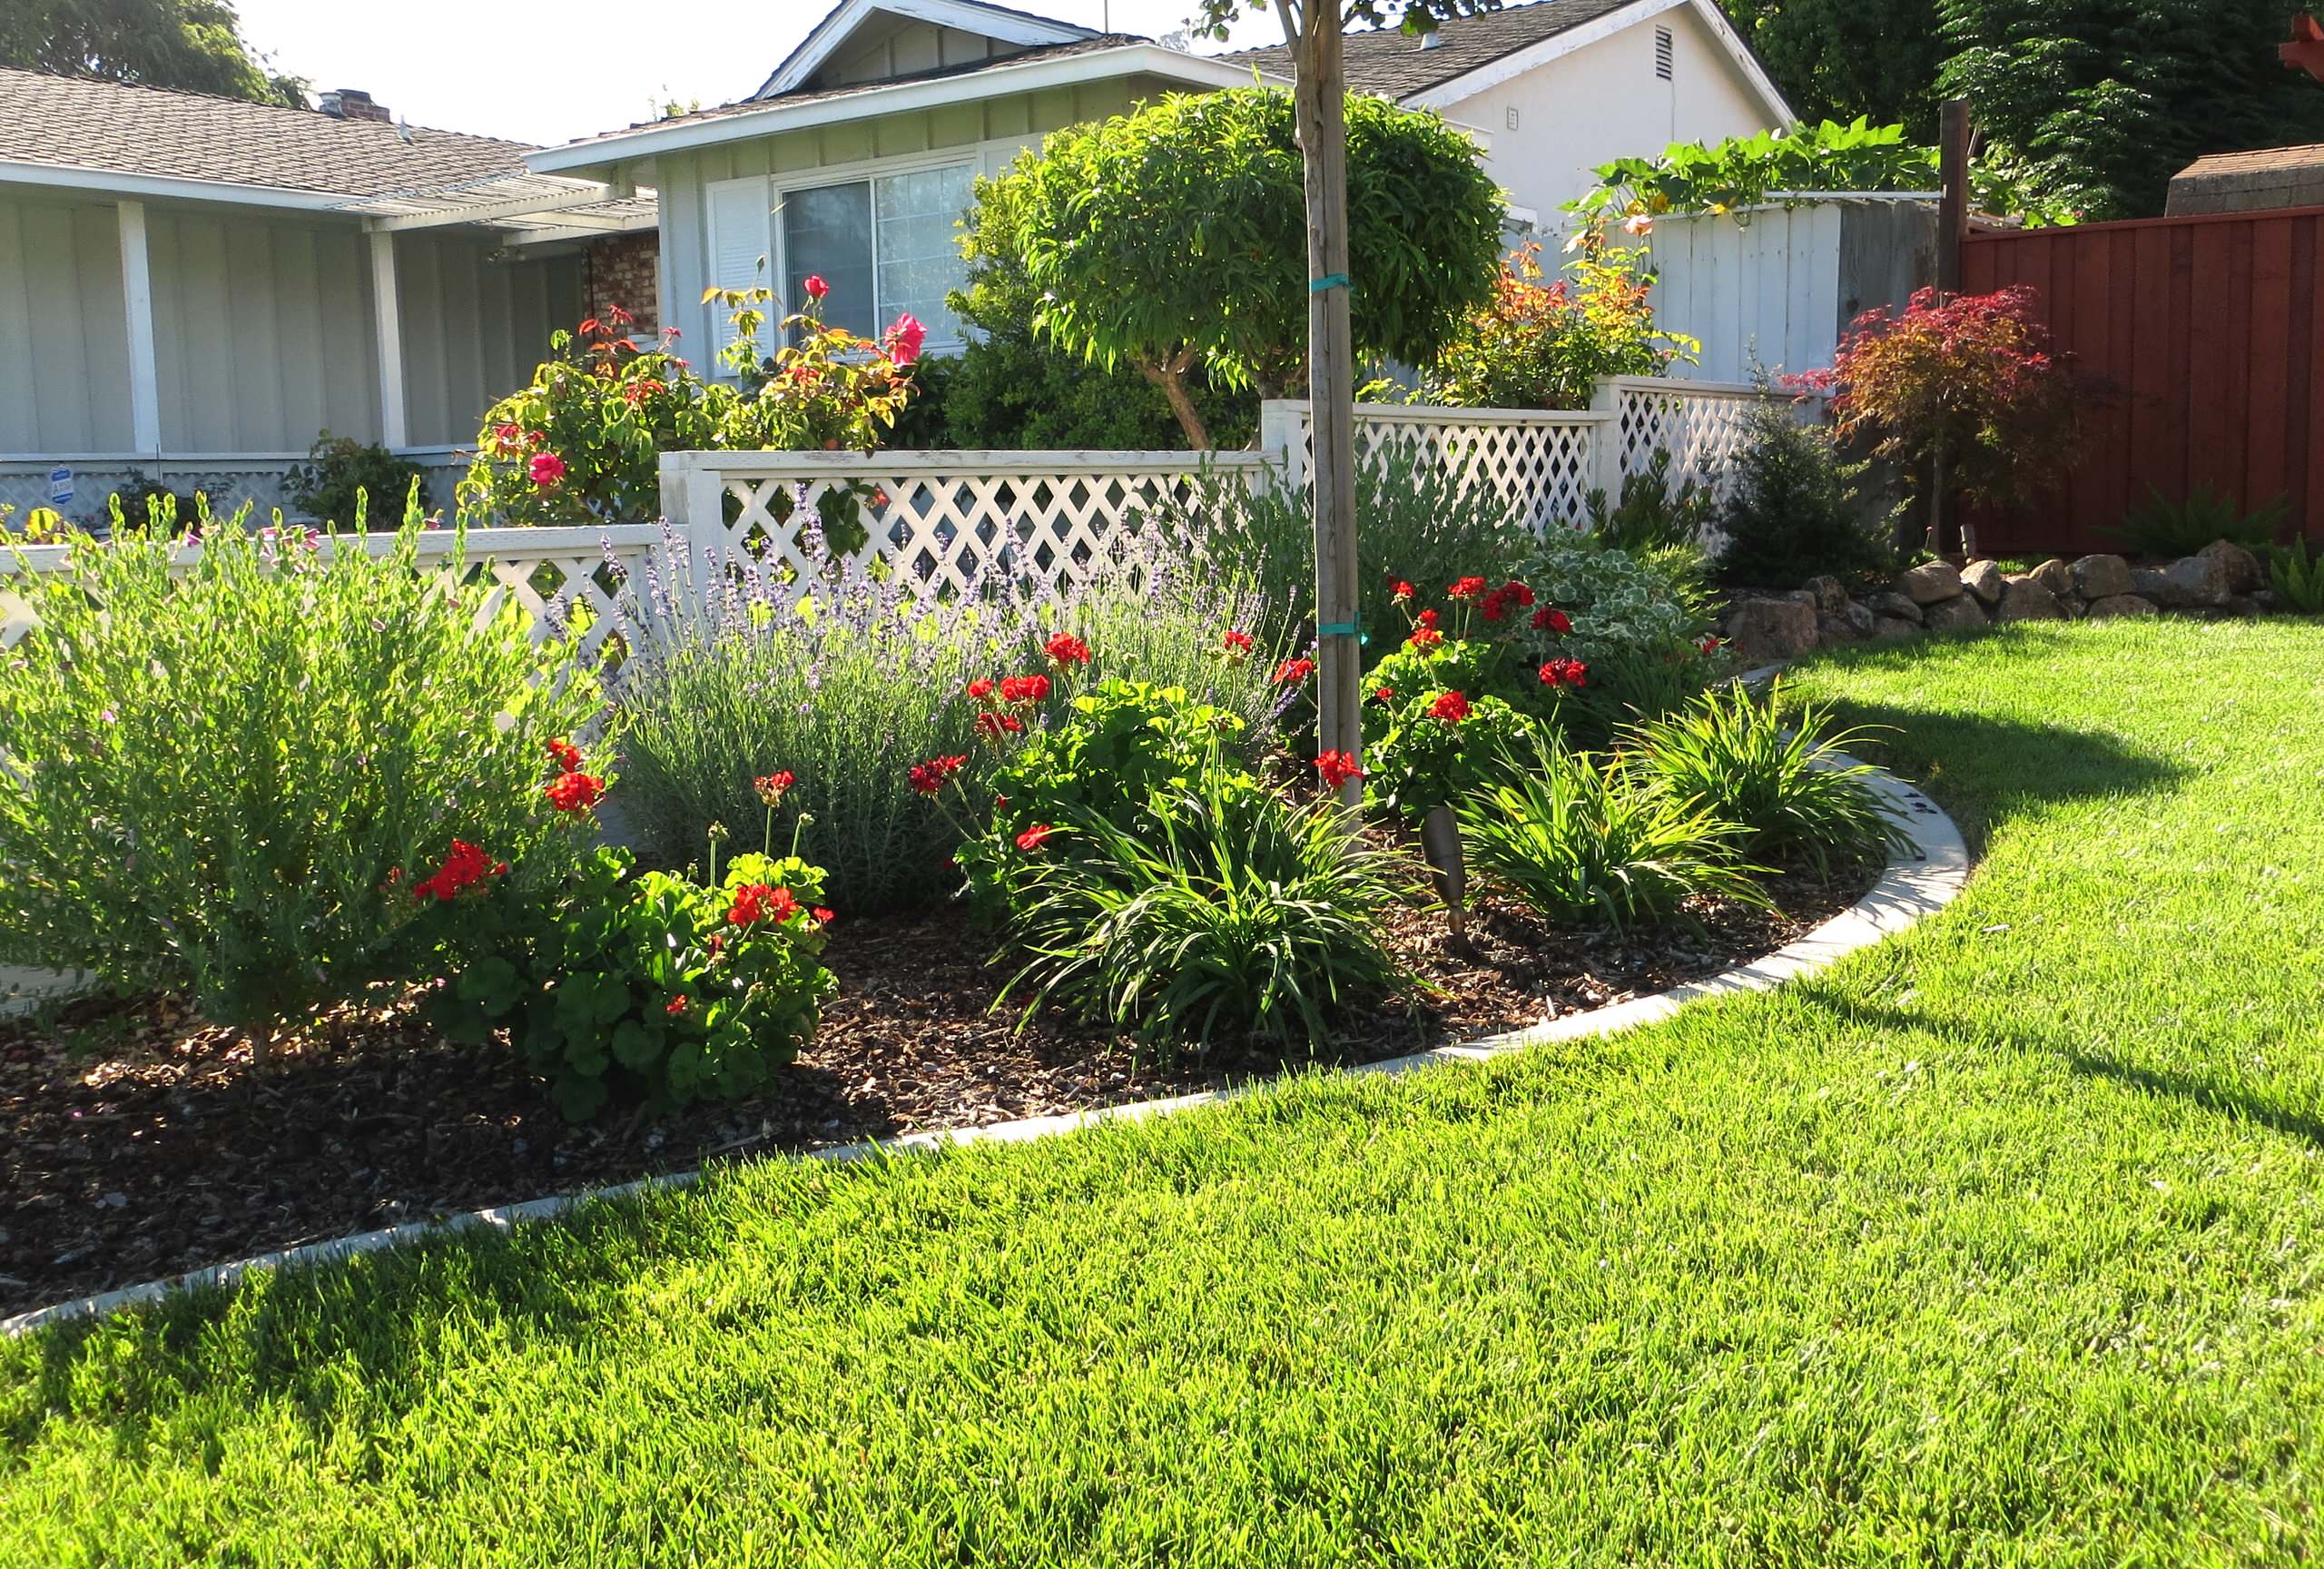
xmin=7 ymin=619 xmax=2324 ymax=1567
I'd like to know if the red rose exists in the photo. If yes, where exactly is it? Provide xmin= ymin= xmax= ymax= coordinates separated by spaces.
xmin=885 ymin=312 xmax=927 ymax=367
xmin=803 ymin=273 xmax=830 ymax=301
xmin=527 ymin=451 xmax=567 ymax=488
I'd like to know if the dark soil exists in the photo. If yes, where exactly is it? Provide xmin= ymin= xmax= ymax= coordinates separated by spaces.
xmin=1 ymin=859 xmax=1870 ymax=1317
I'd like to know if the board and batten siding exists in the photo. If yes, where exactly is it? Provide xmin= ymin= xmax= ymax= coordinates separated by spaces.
xmin=1641 ymin=200 xmax=1936 ymax=382
xmin=3 ymin=193 xmax=578 ymax=459
xmin=0 ymin=191 xmax=135 ymax=452
xmin=661 ymin=75 xmax=1176 ymax=364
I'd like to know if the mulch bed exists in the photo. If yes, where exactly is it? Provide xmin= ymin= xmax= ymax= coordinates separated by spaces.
xmin=1 ymin=858 xmax=1868 ymax=1317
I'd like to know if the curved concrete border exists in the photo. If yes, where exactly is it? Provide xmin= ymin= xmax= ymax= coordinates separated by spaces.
xmin=3 ymin=756 xmax=1966 ymax=1338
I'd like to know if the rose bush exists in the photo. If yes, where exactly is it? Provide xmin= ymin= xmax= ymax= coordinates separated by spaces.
xmin=1421 ymin=233 xmax=1698 ymax=411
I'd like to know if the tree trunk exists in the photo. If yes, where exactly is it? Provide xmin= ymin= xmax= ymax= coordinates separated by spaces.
xmin=1137 ymin=357 xmax=1212 ymax=450
xmin=1293 ymin=8 xmax=1362 ymax=804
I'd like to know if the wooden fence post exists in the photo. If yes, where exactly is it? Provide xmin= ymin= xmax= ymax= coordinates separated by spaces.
xmin=1934 ymin=97 xmax=1971 ymax=558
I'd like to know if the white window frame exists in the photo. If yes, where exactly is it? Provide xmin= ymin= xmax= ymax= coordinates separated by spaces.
xmin=773 ymin=151 xmax=979 ymax=353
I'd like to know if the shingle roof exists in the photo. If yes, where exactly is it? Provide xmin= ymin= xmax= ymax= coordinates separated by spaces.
xmin=0 ymin=65 xmax=537 ymax=198
xmin=551 ymin=36 xmax=1151 ymax=151
xmin=1225 ymin=0 xmax=1640 ymax=99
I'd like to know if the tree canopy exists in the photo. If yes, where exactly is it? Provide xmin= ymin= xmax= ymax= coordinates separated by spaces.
xmin=1716 ymin=0 xmax=1944 ymax=138
xmin=2 ymin=0 xmax=304 ymax=107
xmin=995 ymin=86 xmax=1504 ymax=447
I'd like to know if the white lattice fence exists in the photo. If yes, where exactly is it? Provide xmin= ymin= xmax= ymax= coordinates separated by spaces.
xmin=660 ymin=450 xmax=1272 ymax=603
xmin=0 ymin=524 xmax=664 ymax=668
xmin=0 ymin=452 xmax=470 ymax=528
xmin=1596 ymin=377 xmax=1794 ymax=504
xmin=1259 ymin=401 xmax=1607 ymax=536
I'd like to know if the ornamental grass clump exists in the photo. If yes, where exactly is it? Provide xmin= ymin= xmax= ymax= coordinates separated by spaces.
xmin=1625 ymin=678 xmax=1907 ymax=875
xmin=0 ymin=505 xmax=606 ymax=1053
xmin=610 ymin=513 xmax=1279 ymax=913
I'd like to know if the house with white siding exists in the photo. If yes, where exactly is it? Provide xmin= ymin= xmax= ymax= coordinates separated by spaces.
xmin=0 ymin=70 xmax=654 ymax=520
xmin=527 ymin=0 xmax=1792 ymax=375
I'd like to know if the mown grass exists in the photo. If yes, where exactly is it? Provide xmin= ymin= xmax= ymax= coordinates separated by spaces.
xmin=5 ymin=618 xmax=2324 ymax=1566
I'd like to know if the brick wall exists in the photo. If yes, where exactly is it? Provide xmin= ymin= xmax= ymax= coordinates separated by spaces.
xmin=581 ymin=232 xmax=660 ymax=336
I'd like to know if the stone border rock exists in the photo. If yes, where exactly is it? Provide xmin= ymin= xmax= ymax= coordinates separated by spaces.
xmin=1720 ymin=538 xmax=2274 ymax=666
xmin=2 ymin=762 xmax=1969 ymax=1339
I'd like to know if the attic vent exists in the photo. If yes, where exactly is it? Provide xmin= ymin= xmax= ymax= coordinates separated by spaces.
xmin=1418 ymin=27 xmax=1443 ymax=49
xmin=1653 ymin=27 xmax=1673 ymax=79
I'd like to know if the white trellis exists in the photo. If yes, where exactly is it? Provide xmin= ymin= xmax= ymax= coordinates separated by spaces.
xmin=1256 ymin=401 xmax=1607 ymax=535
xmin=1594 ymin=376 xmax=1777 ymax=504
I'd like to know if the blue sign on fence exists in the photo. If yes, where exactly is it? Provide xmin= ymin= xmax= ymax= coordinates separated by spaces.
xmin=45 ymin=466 xmax=72 ymax=507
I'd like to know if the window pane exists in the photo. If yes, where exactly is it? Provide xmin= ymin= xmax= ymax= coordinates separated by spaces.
xmin=874 ymin=164 xmax=974 ymax=344
xmin=781 ymin=181 xmax=875 ymax=339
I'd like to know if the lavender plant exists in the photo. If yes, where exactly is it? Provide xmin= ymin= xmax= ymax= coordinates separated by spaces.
xmin=608 ymin=498 xmax=1284 ymax=912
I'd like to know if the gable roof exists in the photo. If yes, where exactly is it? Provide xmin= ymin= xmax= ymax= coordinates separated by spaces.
xmin=1226 ymin=0 xmax=1636 ymax=98
xmin=0 ymin=65 xmax=535 ymax=200
xmin=758 ymin=0 xmax=1098 ymax=100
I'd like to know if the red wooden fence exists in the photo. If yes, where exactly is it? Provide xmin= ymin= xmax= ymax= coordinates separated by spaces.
xmin=1961 ymin=206 xmax=2324 ymax=555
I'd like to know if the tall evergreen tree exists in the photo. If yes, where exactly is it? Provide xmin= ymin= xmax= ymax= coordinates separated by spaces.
xmin=1938 ymin=0 xmax=2324 ymax=218
xmin=1718 ymin=0 xmax=1945 ymax=138
xmin=1 ymin=0 xmax=305 ymax=107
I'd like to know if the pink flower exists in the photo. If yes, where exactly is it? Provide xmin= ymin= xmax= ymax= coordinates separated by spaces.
xmin=803 ymin=274 xmax=830 ymax=301
xmin=885 ymin=312 xmax=927 ymax=367
xmin=528 ymin=451 xmax=567 ymax=488
xmin=1622 ymin=213 xmax=1654 ymax=237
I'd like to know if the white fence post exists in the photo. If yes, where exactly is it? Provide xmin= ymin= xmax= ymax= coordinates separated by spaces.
xmin=1257 ymin=400 xmax=1306 ymax=496
xmin=1586 ymin=379 xmax=1626 ymax=507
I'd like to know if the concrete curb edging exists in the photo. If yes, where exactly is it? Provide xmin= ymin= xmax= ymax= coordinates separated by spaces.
xmin=3 ymin=756 xmax=1967 ymax=1338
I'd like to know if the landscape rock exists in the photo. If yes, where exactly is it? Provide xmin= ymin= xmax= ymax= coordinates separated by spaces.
xmin=2131 ymin=566 xmax=2171 ymax=599
xmin=2030 ymin=558 xmax=2074 ymax=597
xmin=2200 ymin=539 xmax=2263 ymax=594
xmin=1896 ymin=561 xmax=1965 ymax=605
xmin=1724 ymin=595 xmax=1819 ymax=665
xmin=2070 ymin=553 xmax=2133 ymax=599
xmin=1995 ymin=575 xmax=2066 ymax=621
xmin=1802 ymin=574 xmax=1850 ymax=614
xmin=1960 ymin=558 xmax=2005 ymax=605
xmin=2084 ymin=593 xmax=2158 ymax=618
xmin=2152 ymin=552 xmax=2231 ymax=607
xmin=1870 ymin=615 xmax=1923 ymax=641
xmin=1867 ymin=590 xmax=1925 ymax=624
xmin=2226 ymin=593 xmax=2260 ymax=617
xmin=1923 ymin=594 xmax=1989 ymax=632
xmin=2254 ymin=587 xmax=2284 ymax=613
xmin=1817 ymin=603 xmax=1876 ymax=645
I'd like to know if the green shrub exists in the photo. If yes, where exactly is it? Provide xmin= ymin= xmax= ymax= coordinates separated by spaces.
xmin=2268 ymin=538 xmax=2324 ymax=613
xmin=434 ymin=844 xmax=834 ymax=1122
xmin=1512 ymin=534 xmax=1720 ymax=675
xmin=1421 ymin=233 xmax=1697 ymax=410
xmin=1359 ymin=631 xmax=1537 ymax=822
xmin=1584 ymin=449 xmax=1716 ymax=554
xmin=0 ymin=507 xmax=606 ymax=1045
xmin=1717 ymin=396 xmax=1898 ymax=587
xmin=1624 ymin=679 xmax=1906 ymax=874
xmin=612 ymin=528 xmax=1280 ymax=914
xmin=1457 ymin=728 xmax=1768 ymax=932
xmin=2106 ymin=482 xmax=2288 ymax=558
xmin=289 ymin=430 xmax=425 ymax=526
xmin=999 ymin=774 xmax=1416 ymax=1058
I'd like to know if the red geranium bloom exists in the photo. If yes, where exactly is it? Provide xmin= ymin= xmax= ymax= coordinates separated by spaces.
xmin=1539 ymin=657 xmax=1590 ymax=688
xmin=1014 ymin=824 xmax=1057 ymax=853
xmin=665 ymin=995 xmax=688 ymax=1017
xmin=1406 ymin=627 xmax=1443 ymax=652
xmin=1043 ymin=632 xmax=1092 ymax=668
xmin=802 ymin=273 xmax=830 ymax=301
xmin=546 ymin=737 xmax=583 ymax=772
xmin=975 ymin=711 xmax=1026 ymax=738
xmin=545 ymin=771 xmax=606 ymax=813
xmin=1532 ymin=607 xmax=1572 ymax=635
xmin=965 ymin=677 xmax=997 ymax=703
xmin=1429 ymin=690 xmax=1472 ymax=724
xmin=1447 ymin=576 xmax=1489 ymax=602
xmin=727 ymin=883 xmax=800 ymax=927
xmin=1415 ymin=607 xmax=1440 ymax=630
xmin=999 ymin=673 xmax=1050 ymax=706
xmin=527 ymin=451 xmax=567 ymax=488
xmin=753 ymin=770 xmax=795 ymax=806
xmin=1373 ymin=685 xmax=1395 ymax=704
xmin=1315 ymin=750 xmax=1364 ymax=790
xmin=411 ymin=839 xmax=506 ymax=903
xmin=812 ymin=906 xmax=835 ymax=926
xmin=1391 ymin=580 xmax=1415 ymax=602
xmin=909 ymin=754 xmax=970 ymax=795
xmin=1220 ymin=629 xmax=1255 ymax=663
xmin=1273 ymin=656 xmax=1316 ymax=684
xmin=1699 ymin=635 xmax=1722 ymax=655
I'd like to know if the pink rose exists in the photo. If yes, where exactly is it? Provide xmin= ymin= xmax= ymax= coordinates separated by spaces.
xmin=802 ymin=274 xmax=830 ymax=301
xmin=885 ymin=312 xmax=927 ymax=367
xmin=528 ymin=451 xmax=567 ymax=488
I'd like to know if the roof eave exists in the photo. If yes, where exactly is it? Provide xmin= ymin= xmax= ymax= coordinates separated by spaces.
xmin=756 ymin=0 xmax=1098 ymax=100
xmin=530 ymin=44 xmax=1284 ymax=176
xmin=0 ymin=158 xmax=354 ymax=211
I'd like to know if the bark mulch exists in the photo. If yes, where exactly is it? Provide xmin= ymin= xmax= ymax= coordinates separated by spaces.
xmin=2 ymin=859 xmax=1868 ymax=1317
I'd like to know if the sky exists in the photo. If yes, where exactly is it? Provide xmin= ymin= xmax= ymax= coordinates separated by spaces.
xmin=232 ymin=0 xmax=1290 ymax=148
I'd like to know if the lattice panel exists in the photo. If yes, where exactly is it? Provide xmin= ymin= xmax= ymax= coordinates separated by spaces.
xmin=716 ymin=463 xmax=1254 ymax=603
xmin=1611 ymin=385 xmax=1764 ymax=504
xmin=1284 ymin=411 xmax=1600 ymax=536
xmin=0 ymin=586 xmax=34 ymax=652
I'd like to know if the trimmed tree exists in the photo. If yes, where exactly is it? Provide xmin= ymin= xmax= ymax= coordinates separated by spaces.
xmin=998 ymin=85 xmax=1504 ymax=450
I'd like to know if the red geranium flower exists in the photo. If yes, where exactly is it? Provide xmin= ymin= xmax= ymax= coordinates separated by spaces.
xmin=999 ymin=672 xmax=1050 ymax=706
xmin=812 ymin=906 xmax=835 ymax=926
xmin=1220 ymin=628 xmax=1255 ymax=664
xmin=1373 ymin=685 xmax=1395 ymax=704
xmin=1315 ymin=750 xmax=1364 ymax=790
xmin=1699 ymin=635 xmax=1721 ymax=655
xmin=1429 ymin=690 xmax=1472 ymax=724
xmin=528 ymin=451 xmax=567 ymax=488
xmin=546 ymin=737 xmax=583 ymax=772
xmin=1391 ymin=580 xmax=1414 ymax=602
xmin=665 ymin=995 xmax=688 ymax=1017
xmin=1406 ymin=627 xmax=1443 ymax=652
xmin=1415 ymin=607 xmax=1440 ymax=630
xmin=545 ymin=771 xmax=606 ymax=813
xmin=727 ymin=883 xmax=800 ymax=927
xmin=411 ymin=839 xmax=507 ymax=903
xmin=1014 ymin=824 xmax=1057 ymax=853
xmin=975 ymin=711 xmax=1026 ymax=738
xmin=965 ymin=677 xmax=997 ymax=703
xmin=910 ymin=754 xmax=970 ymax=795
xmin=1532 ymin=607 xmax=1572 ymax=635
xmin=1043 ymin=632 xmax=1092 ymax=668
xmin=1273 ymin=656 xmax=1316 ymax=684
xmin=753 ymin=770 xmax=794 ymax=805
xmin=1448 ymin=576 xmax=1489 ymax=602
xmin=1539 ymin=657 xmax=1590 ymax=688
